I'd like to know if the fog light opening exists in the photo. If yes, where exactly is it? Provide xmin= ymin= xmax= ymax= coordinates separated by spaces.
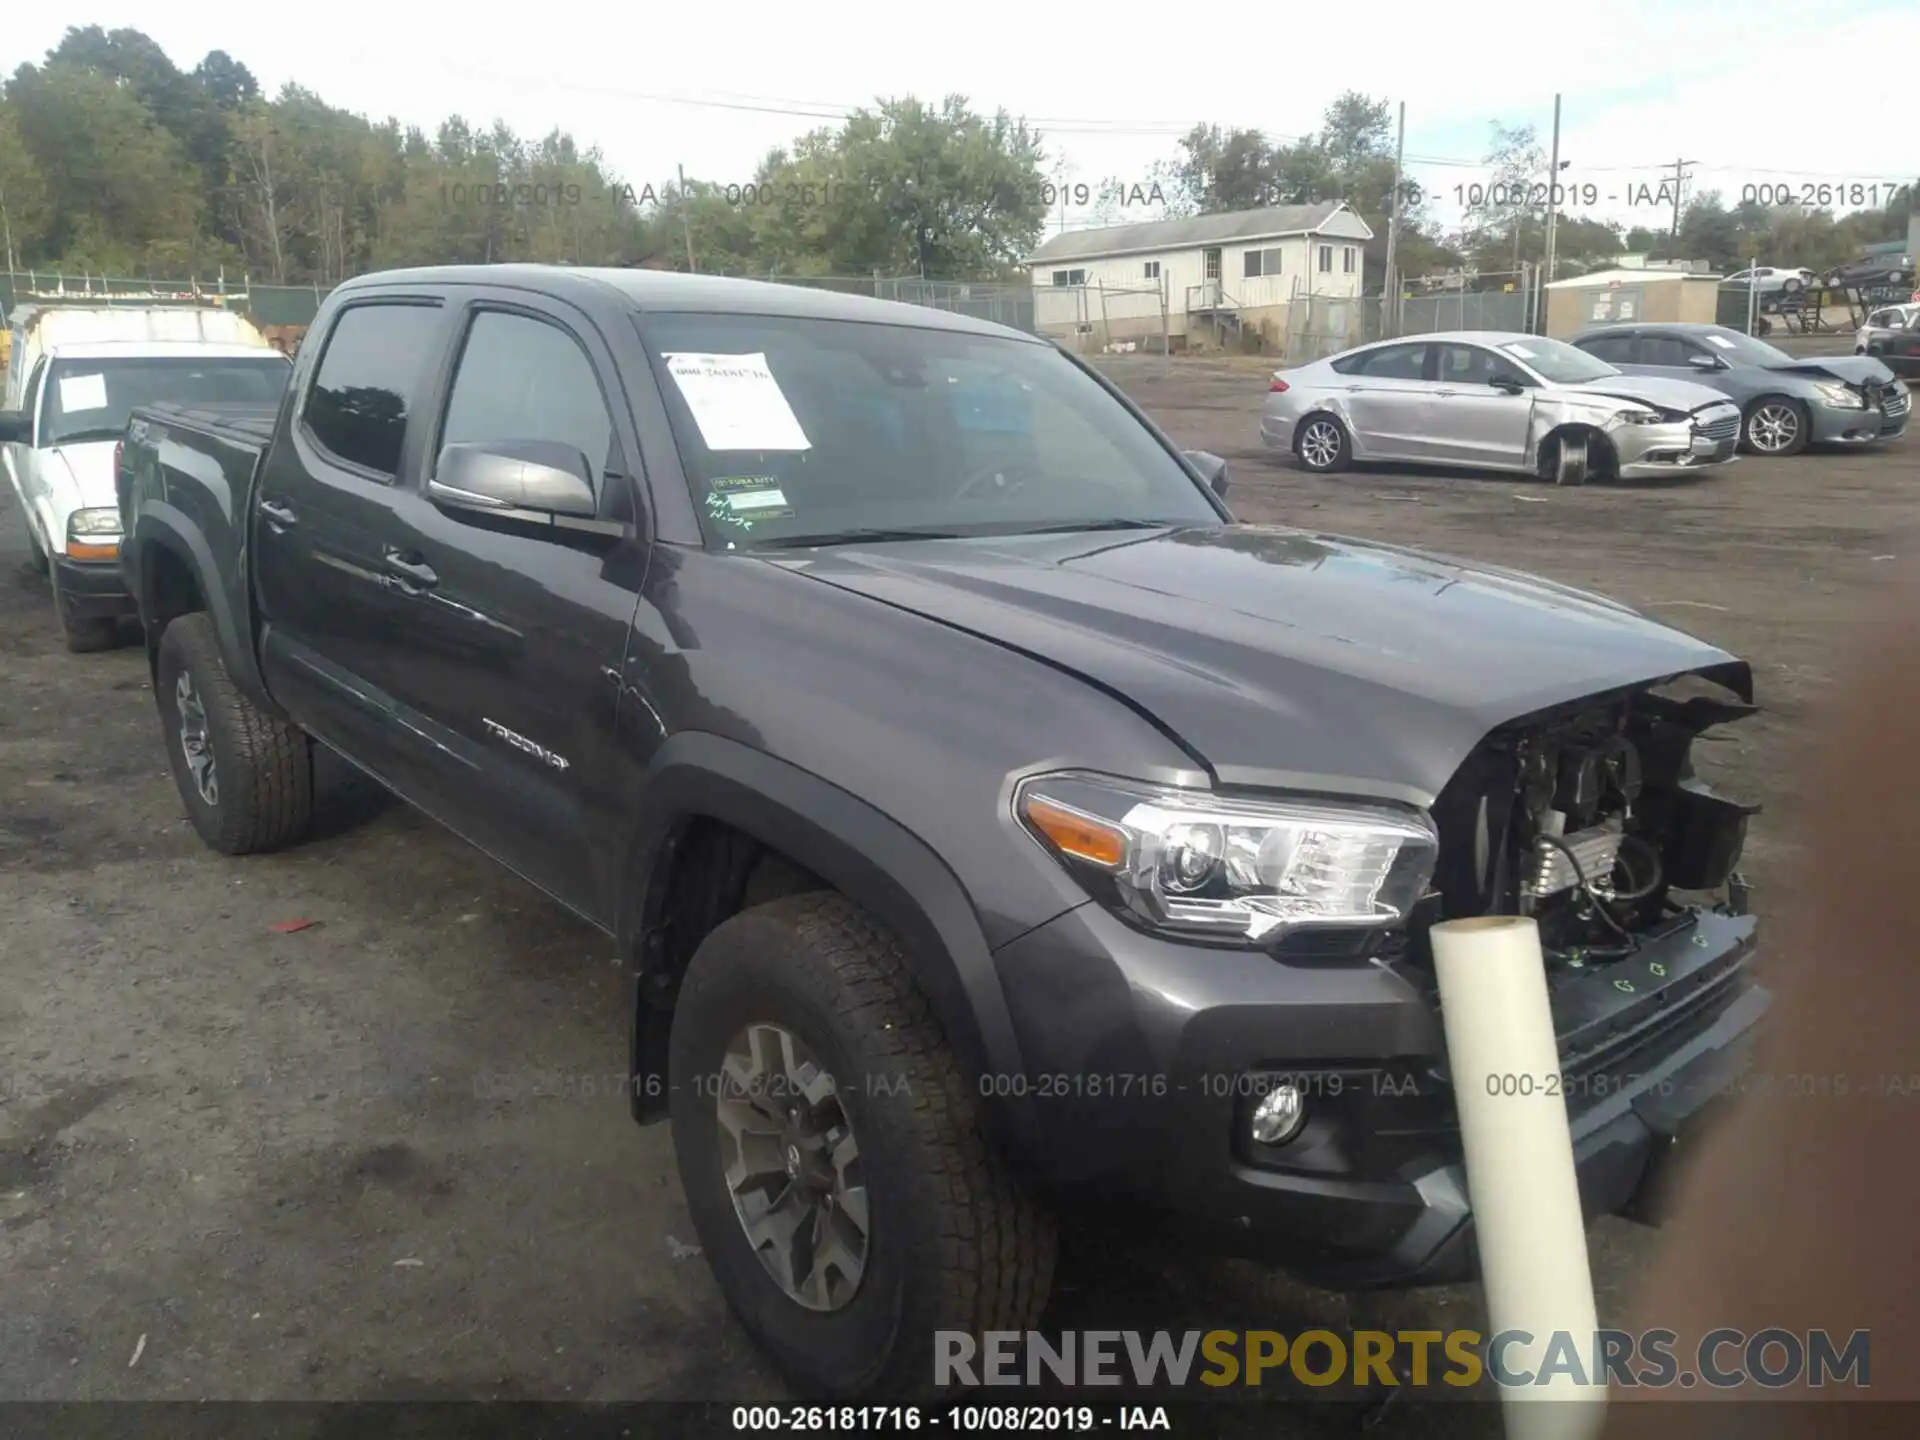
xmin=1249 ymin=1082 xmax=1306 ymax=1146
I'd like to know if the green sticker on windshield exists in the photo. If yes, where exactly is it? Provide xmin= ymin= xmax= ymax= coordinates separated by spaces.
xmin=704 ymin=476 xmax=793 ymax=531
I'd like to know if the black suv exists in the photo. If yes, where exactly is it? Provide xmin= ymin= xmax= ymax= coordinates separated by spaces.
xmin=114 ymin=266 xmax=1769 ymax=1398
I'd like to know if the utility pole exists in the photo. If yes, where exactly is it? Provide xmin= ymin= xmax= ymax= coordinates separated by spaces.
xmin=1664 ymin=156 xmax=1697 ymax=242
xmin=1541 ymin=94 xmax=1563 ymax=298
xmin=1382 ymin=101 xmax=1406 ymax=337
xmin=677 ymin=163 xmax=698 ymax=273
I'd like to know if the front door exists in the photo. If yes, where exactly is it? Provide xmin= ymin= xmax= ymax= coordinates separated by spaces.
xmin=371 ymin=297 xmax=650 ymax=921
xmin=254 ymin=296 xmax=451 ymax=764
xmin=1423 ymin=342 xmax=1534 ymax=467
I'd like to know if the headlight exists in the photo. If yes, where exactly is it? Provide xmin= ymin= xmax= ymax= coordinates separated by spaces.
xmin=1014 ymin=771 xmax=1439 ymax=942
xmin=1811 ymin=382 xmax=1863 ymax=409
xmin=1614 ymin=409 xmax=1663 ymax=426
xmin=67 ymin=508 xmax=123 ymax=539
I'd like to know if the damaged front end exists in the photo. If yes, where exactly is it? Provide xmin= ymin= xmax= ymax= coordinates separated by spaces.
xmin=1428 ymin=661 xmax=1759 ymax=963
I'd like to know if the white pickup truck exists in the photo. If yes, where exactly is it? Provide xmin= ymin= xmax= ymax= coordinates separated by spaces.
xmin=1 ymin=304 xmax=292 ymax=651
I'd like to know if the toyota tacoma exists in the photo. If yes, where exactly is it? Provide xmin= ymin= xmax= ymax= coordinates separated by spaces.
xmin=119 ymin=265 xmax=1769 ymax=1399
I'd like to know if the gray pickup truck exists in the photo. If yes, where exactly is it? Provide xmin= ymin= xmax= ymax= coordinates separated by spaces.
xmin=119 ymin=264 xmax=1769 ymax=1398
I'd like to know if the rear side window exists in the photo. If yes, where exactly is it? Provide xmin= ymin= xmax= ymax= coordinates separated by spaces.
xmin=1578 ymin=334 xmax=1636 ymax=364
xmin=302 ymin=302 xmax=442 ymax=478
xmin=1333 ymin=343 xmax=1427 ymax=379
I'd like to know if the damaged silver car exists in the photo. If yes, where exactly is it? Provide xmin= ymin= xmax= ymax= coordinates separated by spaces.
xmin=1261 ymin=330 xmax=1744 ymax=485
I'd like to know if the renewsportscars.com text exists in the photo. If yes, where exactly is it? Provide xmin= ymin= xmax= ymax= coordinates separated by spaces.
xmin=935 ymin=1328 xmax=1870 ymax=1390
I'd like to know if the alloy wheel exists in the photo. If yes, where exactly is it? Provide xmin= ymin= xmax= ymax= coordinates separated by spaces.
xmin=1748 ymin=403 xmax=1800 ymax=454
xmin=1300 ymin=420 xmax=1343 ymax=469
xmin=716 ymin=1021 xmax=870 ymax=1312
xmin=175 ymin=671 xmax=219 ymax=806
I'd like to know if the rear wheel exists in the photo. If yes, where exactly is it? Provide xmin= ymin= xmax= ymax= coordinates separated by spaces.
xmin=155 ymin=613 xmax=315 ymax=854
xmin=1743 ymin=396 xmax=1809 ymax=456
xmin=1295 ymin=414 xmax=1352 ymax=473
xmin=670 ymin=892 xmax=1056 ymax=1399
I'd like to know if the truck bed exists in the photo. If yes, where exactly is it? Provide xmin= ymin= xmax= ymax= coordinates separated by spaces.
xmin=133 ymin=400 xmax=280 ymax=449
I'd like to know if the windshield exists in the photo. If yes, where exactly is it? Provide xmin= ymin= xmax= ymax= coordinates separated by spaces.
xmin=38 ymin=354 xmax=291 ymax=447
xmin=637 ymin=311 xmax=1223 ymax=547
xmin=1497 ymin=336 xmax=1620 ymax=385
xmin=1696 ymin=329 xmax=1792 ymax=366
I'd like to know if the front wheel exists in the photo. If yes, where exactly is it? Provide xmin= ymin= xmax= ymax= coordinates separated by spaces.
xmin=1549 ymin=432 xmax=1591 ymax=486
xmin=1743 ymin=396 xmax=1810 ymax=456
xmin=155 ymin=613 xmax=315 ymax=854
xmin=47 ymin=558 xmax=120 ymax=653
xmin=669 ymin=893 xmax=1057 ymax=1399
xmin=1295 ymin=414 xmax=1352 ymax=473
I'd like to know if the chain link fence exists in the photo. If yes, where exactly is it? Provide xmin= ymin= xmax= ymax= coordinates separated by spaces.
xmin=1390 ymin=270 xmax=1531 ymax=337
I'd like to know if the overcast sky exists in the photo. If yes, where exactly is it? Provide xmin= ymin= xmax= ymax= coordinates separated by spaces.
xmin=8 ymin=1 xmax=1917 ymax=239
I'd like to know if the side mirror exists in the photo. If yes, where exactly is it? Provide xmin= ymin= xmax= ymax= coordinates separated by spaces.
xmin=1489 ymin=375 xmax=1526 ymax=394
xmin=1686 ymin=353 xmax=1723 ymax=371
xmin=1185 ymin=449 xmax=1230 ymax=498
xmin=429 ymin=440 xmax=600 ymax=526
xmin=0 ymin=409 xmax=29 ymax=445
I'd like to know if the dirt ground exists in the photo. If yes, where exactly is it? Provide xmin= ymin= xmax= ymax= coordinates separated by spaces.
xmin=2 ymin=354 xmax=1914 ymax=1430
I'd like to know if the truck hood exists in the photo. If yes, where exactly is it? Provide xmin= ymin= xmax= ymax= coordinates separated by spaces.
xmin=49 ymin=441 xmax=120 ymax=509
xmin=1562 ymin=374 xmax=1733 ymax=413
xmin=784 ymin=524 xmax=1748 ymax=806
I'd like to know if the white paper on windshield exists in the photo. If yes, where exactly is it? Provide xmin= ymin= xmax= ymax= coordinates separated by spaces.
xmin=58 ymin=374 xmax=110 ymax=412
xmin=1705 ymin=334 xmax=1735 ymax=349
xmin=662 ymin=353 xmax=811 ymax=452
xmin=1504 ymin=344 xmax=1538 ymax=359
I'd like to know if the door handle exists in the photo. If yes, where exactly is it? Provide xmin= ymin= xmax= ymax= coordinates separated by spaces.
xmin=381 ymin=548 xmax=438 ymax=591
xmin=258 ymin=499 xmax=299 ymax=526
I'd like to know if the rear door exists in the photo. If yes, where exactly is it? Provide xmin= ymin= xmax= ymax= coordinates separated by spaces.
xmin=253 ymin=295 xmax=453 ymax=764
xmin=368 ymin=292 xmax=650 ymax=920
xmin=1334 ymin=341 xmax=1439 ymax=459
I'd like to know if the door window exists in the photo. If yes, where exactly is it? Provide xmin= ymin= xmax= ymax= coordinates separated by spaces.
xmin=1577 ymin=334 xmax=1637 ymax=365
xmin=1436 ymin=344 xmax=1505 ymax=385
xmin=301 ymin=302 xmax=443 ymax=479
xmin=439 ymin=310 xmax=618 ymax=485
xmin=1639 ymin=335 xmax=1706 ymax=368
xmin=1333 ymin=342 xmax=1429 ymax=379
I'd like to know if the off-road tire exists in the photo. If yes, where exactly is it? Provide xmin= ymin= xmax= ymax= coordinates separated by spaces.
xmin=669 ymin=892 xmax=1057 ymax=1400
xmin=1295 ymin=413 xmax=1353 ymax=473
xmin=156 ymin=612 xmax=315 ymax=854
xmin=48 ymin=558 xmax=120 ymax=653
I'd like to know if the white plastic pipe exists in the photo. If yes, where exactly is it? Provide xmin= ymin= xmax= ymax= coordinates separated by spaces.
xmin=1431 ymin=914 xmax=1605 ymax=1440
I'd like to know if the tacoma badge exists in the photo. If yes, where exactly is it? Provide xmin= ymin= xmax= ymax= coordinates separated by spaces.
xmin=482 ymin=718 xmax=570 ymax=771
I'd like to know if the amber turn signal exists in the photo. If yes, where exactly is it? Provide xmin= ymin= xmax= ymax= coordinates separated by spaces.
xmin=1021 ymin=795 xmax=1127 ymax=869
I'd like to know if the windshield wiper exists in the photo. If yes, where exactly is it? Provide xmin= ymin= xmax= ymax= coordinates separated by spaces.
xmin=752 ymin=526 xmax=968 ymax=549
xmin=1008 ymin=518 xmax=1183 ymax=536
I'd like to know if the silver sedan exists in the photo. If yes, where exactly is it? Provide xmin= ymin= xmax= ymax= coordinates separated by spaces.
xmin=1260 ymin=331 xmax=1745 ymax=484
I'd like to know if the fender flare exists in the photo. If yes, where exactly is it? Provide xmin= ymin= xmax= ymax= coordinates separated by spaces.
xmin=619 ymin=731 xmax=1039 ymax=1155
xmin=129 ymin=503 xmax=275 ymax=711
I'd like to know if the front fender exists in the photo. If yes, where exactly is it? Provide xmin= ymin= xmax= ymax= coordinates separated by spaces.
xmin=618 ymin=731 xmax=1039 ymax=1158
xmin=128 ymin=503 xmax=274 ymax=711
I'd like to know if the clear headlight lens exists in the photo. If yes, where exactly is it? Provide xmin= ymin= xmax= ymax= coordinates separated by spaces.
xmin=1615 ymin=409 xmax=1663 ymax=426
xmin=1811 ymin=382 xmax=1864 ymax=409
xmin=1015 ymin=772 xmax=1439 ymax=942
xmin=67 ymin=508 xmax=123 ymax=538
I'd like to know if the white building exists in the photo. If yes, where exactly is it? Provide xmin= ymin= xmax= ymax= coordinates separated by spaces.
xmin=1025 ymin=201 xmax=1374 ymax=349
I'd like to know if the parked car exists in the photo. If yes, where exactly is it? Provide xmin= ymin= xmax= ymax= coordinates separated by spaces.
xmin=118 ymin=265 xmax=1767 ymax=1399
xmin=1859 ymin=309 xmax=1920 ymax=380
xmin=1825 ymin=251 xmax=1915 ymax=291
xmin=1569 ymin=322 xmax=1911 ymax=456
xmin=1857 ymin=302 xmax=1920 ymax=358
xmin=0 ymin=304 xmax=290 ymax=651
xmin=1260 ymin=331 xmax=1743 ymax=485
xmin=1721 ymin=265 xmax=1815 ymax=296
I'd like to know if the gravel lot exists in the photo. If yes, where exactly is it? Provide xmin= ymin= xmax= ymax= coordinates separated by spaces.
xmin=2 ymin=353 xmax=1913 ymax=1428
